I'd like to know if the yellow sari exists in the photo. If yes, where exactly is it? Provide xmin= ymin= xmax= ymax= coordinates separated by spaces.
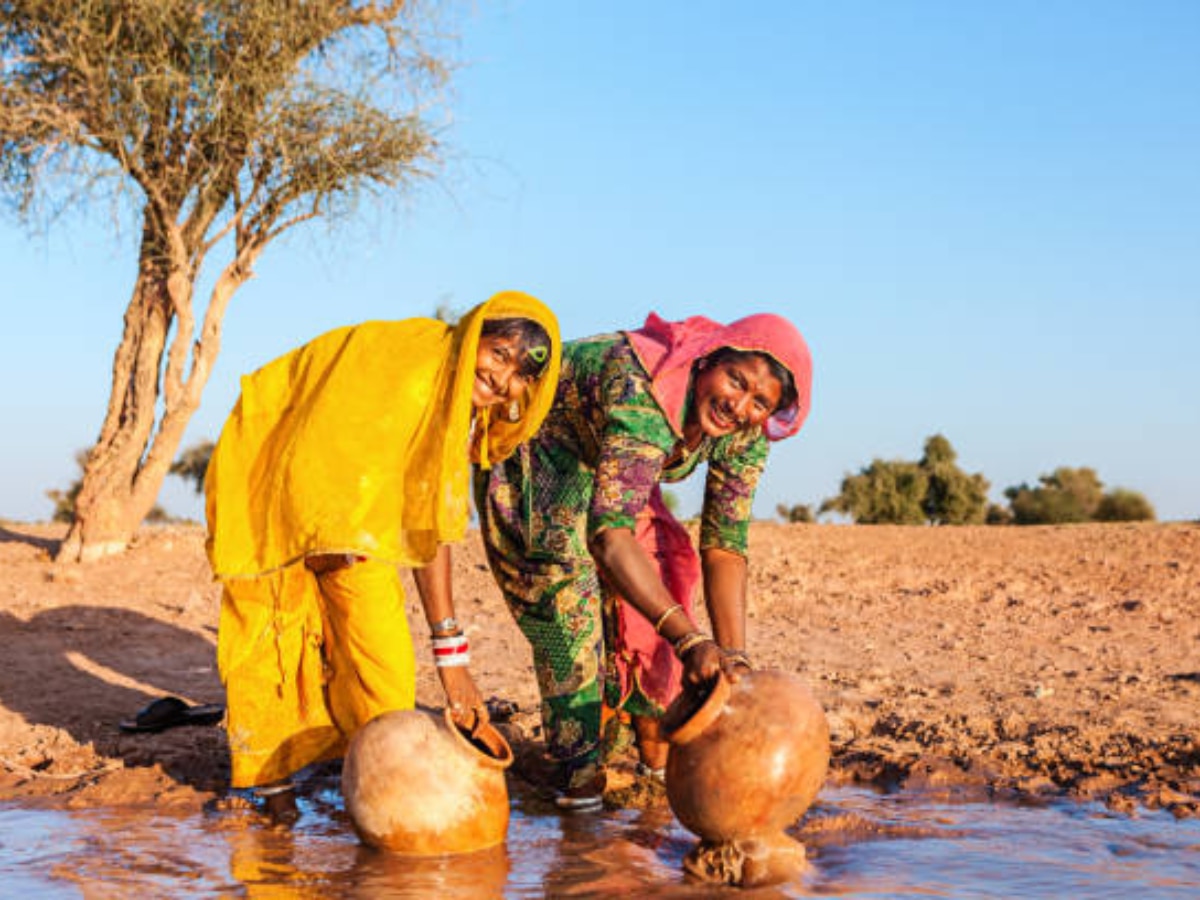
xmin=206 ymin=291 xmax=559 ymax=786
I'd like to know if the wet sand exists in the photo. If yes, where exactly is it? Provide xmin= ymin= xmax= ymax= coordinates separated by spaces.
xmin=0 ymin=520 xmax=1196 ymax=819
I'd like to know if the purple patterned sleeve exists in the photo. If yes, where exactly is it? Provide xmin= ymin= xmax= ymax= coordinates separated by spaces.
xmin=699 ymin=431 xmax=769 ymax=555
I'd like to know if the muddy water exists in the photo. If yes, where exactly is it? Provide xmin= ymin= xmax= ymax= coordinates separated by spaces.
xmin=2 ymin=785 xmax=1197 ymax=898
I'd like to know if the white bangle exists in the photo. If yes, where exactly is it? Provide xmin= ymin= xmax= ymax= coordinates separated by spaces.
xmin=433 ymin=634 xmax=470 ymax=668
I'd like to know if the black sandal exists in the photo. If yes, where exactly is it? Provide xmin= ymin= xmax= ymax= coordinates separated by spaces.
xmin=119 ymin=696 xmax=225 ymax=733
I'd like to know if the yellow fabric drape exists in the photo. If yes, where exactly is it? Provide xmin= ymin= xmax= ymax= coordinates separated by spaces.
xmin=205 ymin=291 xmax=560 ymax=787
xmin=206 ymin=290 xmax=561 ymax=578
xmin=218 ymin=560 xmax=416 ymax=787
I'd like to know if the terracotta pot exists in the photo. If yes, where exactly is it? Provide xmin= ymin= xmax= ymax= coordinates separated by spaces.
xmin=342 ymin=707 xmax=514 ymax=855
xmin=662 ymin=669 xmax=829 ymax=886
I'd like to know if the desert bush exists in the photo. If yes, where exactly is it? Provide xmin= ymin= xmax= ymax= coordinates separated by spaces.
xmin=822 ymin=434 xmax=987 ymax=525
xmin=821 ymin=459 xmax=929 ymax=525
xmin=170 ymin=441 xmax=216 ymax=495
xmin=1094 ymin=489 xmax=1156 ymax=522
xmin=985 ymin=503 xmax=1013 ymax=525
xmin=1005 ymin=467 xmax=1104 ymax=524
xmin=920 ymin=434 xmax=990 ymax=524
xmin=776 ymin=503 xmax=815 ymax=523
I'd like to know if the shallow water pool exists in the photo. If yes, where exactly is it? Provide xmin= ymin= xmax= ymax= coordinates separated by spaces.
xmin=2 ymin=785 xmax=1197 ymax=898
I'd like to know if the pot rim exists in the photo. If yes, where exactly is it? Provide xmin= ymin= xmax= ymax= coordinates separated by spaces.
xmin=442 ymin=707 xmax=515 ymax=770
xmin=662 ymin=671 xmax=731 ymax=746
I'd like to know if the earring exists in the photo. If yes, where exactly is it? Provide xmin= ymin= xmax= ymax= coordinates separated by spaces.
xmin=507 ymin=400 xmax=521 ymax=422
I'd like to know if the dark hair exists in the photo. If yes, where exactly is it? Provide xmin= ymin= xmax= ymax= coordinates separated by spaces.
xmin=481 ymin=317 xmax=552 ymax=380
xmin=699 ymin=347 xmax=798 ymax=413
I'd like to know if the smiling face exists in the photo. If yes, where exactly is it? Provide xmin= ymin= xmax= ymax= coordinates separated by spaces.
xmin=688 ymin=352 xmax=785 ymax=441
xmin=472 ymin=332 xmax=532 ymax=409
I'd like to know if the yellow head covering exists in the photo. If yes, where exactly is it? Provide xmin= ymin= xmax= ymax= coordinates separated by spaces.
xmin=206 ymin=291 xmax=560 ymax=577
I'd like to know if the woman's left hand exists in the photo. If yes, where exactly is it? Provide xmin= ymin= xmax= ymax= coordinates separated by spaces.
xmin=719 ymin=649 xmax=753 ymax=684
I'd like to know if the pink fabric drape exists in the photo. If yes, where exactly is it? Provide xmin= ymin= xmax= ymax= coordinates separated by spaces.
xmin=612 ymin=486 xmax=702 ymax=711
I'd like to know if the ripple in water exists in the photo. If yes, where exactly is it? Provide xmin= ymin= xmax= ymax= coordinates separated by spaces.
xmin=1 ymin=786 xmax=1197 ymax=898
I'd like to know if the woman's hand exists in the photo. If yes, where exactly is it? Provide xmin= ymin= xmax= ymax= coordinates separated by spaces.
xmin=683 ymin=641 xmax=752 ymax=687
xmin=719 ymin=648 xmax=753 ymax=684
xmin=439 ymin=665 xmax=489 ymax=732
xmin=681 ymin=639 xmax=724 ymax=686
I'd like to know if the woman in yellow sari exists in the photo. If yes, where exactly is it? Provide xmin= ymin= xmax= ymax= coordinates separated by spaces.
xmin=204 ymin=291 xmax=560 ymax=802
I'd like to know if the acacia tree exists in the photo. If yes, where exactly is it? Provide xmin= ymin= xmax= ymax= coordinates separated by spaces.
xmin=1 ymin=0 xmax=453 ymax=560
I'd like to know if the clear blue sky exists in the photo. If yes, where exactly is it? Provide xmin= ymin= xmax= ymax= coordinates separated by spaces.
xmin=3 ymin=1 xmax=1198 ymax=523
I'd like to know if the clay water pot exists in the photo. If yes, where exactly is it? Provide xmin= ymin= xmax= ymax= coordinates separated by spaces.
xmin=662 ymin=669 xmax=830 ymax=886
xmin=342 ymin=707 xmax=514 ymax=855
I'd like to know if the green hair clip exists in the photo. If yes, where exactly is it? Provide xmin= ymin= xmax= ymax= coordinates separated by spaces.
xmin=527 ymin=344 xmax=549 ymax=365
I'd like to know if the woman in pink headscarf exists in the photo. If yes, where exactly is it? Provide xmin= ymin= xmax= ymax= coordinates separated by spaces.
xmin=475 ymin=312 xmax=812 ymax=810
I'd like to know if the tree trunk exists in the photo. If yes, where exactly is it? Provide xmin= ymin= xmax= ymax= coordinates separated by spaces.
xmin=58 ymin=261 xmax=173 ymax=560
xmin=57 ymin=214 xmax=252 ymax=563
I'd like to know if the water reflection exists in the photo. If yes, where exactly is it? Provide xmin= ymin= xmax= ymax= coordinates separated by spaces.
xmin=1 ymin=787 xmax=1197 ymax=898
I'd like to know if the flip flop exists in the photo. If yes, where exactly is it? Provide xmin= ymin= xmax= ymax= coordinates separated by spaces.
xmin=119 ymin=696 xmax=225 ymax=733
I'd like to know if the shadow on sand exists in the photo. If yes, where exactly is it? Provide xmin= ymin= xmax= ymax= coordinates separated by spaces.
xmin=0 ymin=602 xmax=227 ymax=791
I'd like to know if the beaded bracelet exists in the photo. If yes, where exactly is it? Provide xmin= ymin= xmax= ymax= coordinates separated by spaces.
xmin=432 ymin=633 xmax=470 ymax=668
xmin=653 ymin=603 xmax=685 ymax=635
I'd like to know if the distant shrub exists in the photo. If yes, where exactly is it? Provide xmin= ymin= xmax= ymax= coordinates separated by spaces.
xmin=985 ymin=503 xmax=1013 ymax=525
xmin=1005 ymin=467 xmax=1104 ymax=525
xmin=821 ymin=459 xmax=929 ymax=525
xmin=920 ymin=435 xmax=990 ymax=525
xmin=169 ymin=440 xmax=216 ymax=495
xmin=1094 ymin=489 xmax=1156 ymax=522
xmin=776 ymin=503 xmax=814 ymax=524
xmin=821 ymin=434 xmax=987 ymax=525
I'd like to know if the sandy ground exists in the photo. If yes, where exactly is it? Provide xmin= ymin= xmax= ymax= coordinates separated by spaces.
xmin=0 ymin=520 xmax=1196 ymax=820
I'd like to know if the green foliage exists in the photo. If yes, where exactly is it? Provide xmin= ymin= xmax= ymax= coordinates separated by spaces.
xmin=1094 ymin=489 xmax=1156 ymax=522
xmin=169 ymin=440 xmax=216 ymax=495
xmin=820 ymin=459 xmax=929 ymax=525
xmin=820 ymin=434 xmax=988 ymax=525
xmin=776 ymin=503 xmax=815 ymax=524
xmin=920 ymin=434 xmax=990 ymax=524
xmin=4 ymin=1 xmax=456 ymax=556
xmin=985 ymin=503 xmax=1013 ymax=525
xmin=1005 ymin=467 xmax=1104 ymax=524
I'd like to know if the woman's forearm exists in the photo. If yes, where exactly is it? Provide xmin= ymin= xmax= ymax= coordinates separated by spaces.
xmin=701 ymin=546 xmax=748 ymax=650
xmin=588 ymin=527 xmax=698 ymax=644
xmin=412 ymin=543 xmax=456 ymax=630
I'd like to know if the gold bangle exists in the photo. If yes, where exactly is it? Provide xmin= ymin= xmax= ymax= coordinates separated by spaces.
xmin=652 ymin=603 xmax=684 ymax=635
xmin=672 ymin=631 xmax=712 ymax=660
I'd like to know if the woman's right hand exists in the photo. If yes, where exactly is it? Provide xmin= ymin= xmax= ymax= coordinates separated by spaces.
xmin=439 ymin=665 xmax=489 ymax=733
xmin=682 ymin=639 xmax=725 ymax=686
